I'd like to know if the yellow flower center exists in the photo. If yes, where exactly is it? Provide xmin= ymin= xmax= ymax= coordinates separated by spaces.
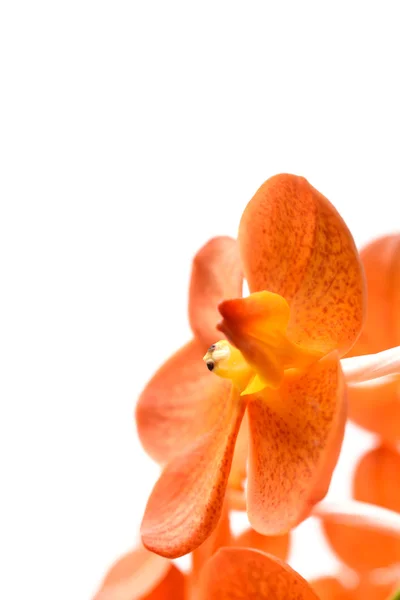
xmin=203 ymin=340 xmax=254 ymax=392
xmin=203 ymin=291 xmax=323 ymax=395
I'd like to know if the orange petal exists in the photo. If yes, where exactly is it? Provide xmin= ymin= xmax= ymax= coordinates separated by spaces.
xmin=347 ymin=376 xmax=400 ymax=444
xmin=93 ymin=547 xmax=185 ymax=600
xmin=233 ymin=529 xmax=290 ymax=561
xmin=141 ymin=386 xmax=246 ymax=558
xmin=227 ymin=409 xmax=248 ymax=493
xmin=310 ymin=577 xmax=395 ymax=600
xmin=238 ymin=174 xmax=365 ymax=356
xmin=348 ymin=234 xmax=400 ymax=357
xmin=246 ymin=352 xmax=346 ymax=534
xmin=190 ymin=501 xmax=232 ymax=587
xmin=136 ymin=339 xmax=231 ymax=464
xmin=322 ymin=517 xmax=400 ymax=572
xmin=355 ymin=580 xmax=399 ymax=600
xmin=353 ymin=444 xmax=400 ymax=511
xmin=321 ymin=445 xmax=400 ymax=572
xmin=188 ymin=236 xmax=243 ymax=347
xmin=198 ymin=547 xmax=319 ymax=599
xmin=310 ymin=577 xmax=352 ymax=600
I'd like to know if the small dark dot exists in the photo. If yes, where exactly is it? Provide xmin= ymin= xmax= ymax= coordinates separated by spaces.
xmin=206 ymin=361 xmax=214 ymax=371
xmin=208 ymin=344 xmax=216 ymax=352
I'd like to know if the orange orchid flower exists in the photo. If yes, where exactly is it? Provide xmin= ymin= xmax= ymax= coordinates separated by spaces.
xmin=137 ymin=174 xmax=365 ymax=558
xmin=345 ymin=234 xmax=400 ymax=442
xmin=94 ymin=509 xmax=291 ymax=600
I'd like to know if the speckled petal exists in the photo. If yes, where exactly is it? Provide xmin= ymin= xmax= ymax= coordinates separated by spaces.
xmin=246 ymin=352 xmax=346 ymax=534
xmin=238 ymin=174 xmax=365 ymax=356
xmin=136 ymin=339 xmax=231 ymax=464
xmin=141 ymin=386 xmax=245 ymax=558
xmin=93 ymin=547 xmax=185 ymax=600
xmin=347 ymin=234 xmax=400 ymax=357
xmin=190 ymin=502 xmax=232 ymax=588
xmin=198 ymin=548 xmax=319 ymax=599
xmin=188 ymin=236 xmax=243 ymax=348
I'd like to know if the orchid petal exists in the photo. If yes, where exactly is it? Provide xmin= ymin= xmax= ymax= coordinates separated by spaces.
xmin=93 ymin=547 xmax=185 ymax=600
xmin=315 ymin=500 xmax=400 ymax=572
xmin=227 ymin=409 xmax=248 ymax=495
xmin=141 ymin=386 xmax=246 ymax=558
xmin=319 ymin=447 xmax=400 ymax=572
xmin=341 ymin=346 xmax=400 ymax=384
xmin=311 ymin=577 xmax=395 ymax=600
xmin=189 ymin=236 xmax=243 ymax=347
xmin=322 ymin=519 xmax=400 ymax=572
xmin=136 ymin=340 xmax=231 ymax=464
xmin=310 ymin=577 xmax=351 ymax=600
xmin=190 ymin=502 xmax=232 ymax=587
xmin=347 ymin=376 xmax=400 ymax=444
xmin=247 ymin=352 xmax=345 ymax=534
xmin=198 ymin=547 xmax=319 ymax=599
xmin=238 ymin=174 xmax=365 ymax=356
xmin=314 ymin=500 xmax=400 ymax=536
xmin=233 ymin=529 xmax=290 ymax=561
xmin=348 ymin=234 xmax=400 ymax=357
xmin=353 ymin=445 xmax=400 ymax=512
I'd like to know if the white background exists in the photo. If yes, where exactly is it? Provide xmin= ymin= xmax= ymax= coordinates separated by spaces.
xmin=1 ymin=2 xmax=399 ymax=599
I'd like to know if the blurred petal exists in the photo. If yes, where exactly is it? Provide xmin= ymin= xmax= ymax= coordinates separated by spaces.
xmin=347 ymin=376 xmax=400 ymax=443
xmin=387 ymin=587 xmax=400 ymax=600
xmin=316 ymin=500 xmax=400 ymax=572
xmin=348 ymin=234 xmax=400 ymax=357
xmin=93 ymin=547 xmax=185 ymax=600
xmin=322 ymin=518 xmax=400 ymax=572
xmin=188 ymin=236 xmax=243 ymax=347
xmin=353 ymin=445 xmax=400 ymax=511
xmin=247 ymin=352 xmax=345 ymax=534
xmin=319 ymin=446 xmax=400 ymax=572
xmin=225 ymin=486 xmax=246 ymax=511
xmin=238 ymin=174 xmax=365 ymax=356
xmin=227 ymin=410 xmax=248 ymax=493
xmin=315 ymin=500 xmax=400 ymax=535
xmin=141 ymin=386 xmax=246 ymax=558
xmin=357 ymin=580 xmax=399 ymax=600
xmin=342 ymin=346 xmax=400 ymax=384
xmin=310 ymin=577 xmax=395 ymax=600
xmin=136 ymin=339 xmax=231 ymax=464
xmin=233 ymin=529 xmax=290 ymax=561
xmin=198 ymin=547 xmax=319 ymax=599
xmin=310 ymin=577 xmax=352 ymax=600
